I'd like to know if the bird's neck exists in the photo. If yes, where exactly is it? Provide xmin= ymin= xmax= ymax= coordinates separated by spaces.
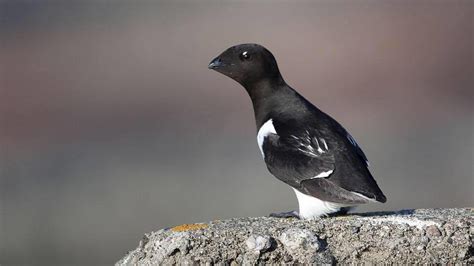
xmin=242 ymin=77 xmax=298 ymax=129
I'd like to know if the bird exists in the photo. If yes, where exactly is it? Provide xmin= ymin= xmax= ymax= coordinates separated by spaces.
xmin=208 ymin=43 xmax=386 ymax=219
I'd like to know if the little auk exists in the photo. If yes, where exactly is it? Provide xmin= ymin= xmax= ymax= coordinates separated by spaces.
xmin=208 ymin=43 xmax=386 ymax=219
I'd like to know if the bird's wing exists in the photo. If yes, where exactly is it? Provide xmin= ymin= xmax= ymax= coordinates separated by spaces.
xmin=345 ymin=130 xmax=369 ymax=166
xmin=261 ymin=126 xmax=371 ymax=204
xmin=262 ymin=129 xmax=335 ymax=182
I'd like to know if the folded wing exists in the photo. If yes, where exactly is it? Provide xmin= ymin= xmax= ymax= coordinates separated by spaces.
xmin=261 ymin=121 xmax=383 ymax=204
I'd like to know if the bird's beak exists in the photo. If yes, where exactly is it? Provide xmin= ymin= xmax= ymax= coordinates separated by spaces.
xmin=208 ymin=57 xmax=223 ymax=69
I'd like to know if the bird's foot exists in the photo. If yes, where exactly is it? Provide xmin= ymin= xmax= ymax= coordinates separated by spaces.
xmin=269 ymin=210 xmax=300 ymax=219
xmin=326 ymin=207 xmax=354 ymax=219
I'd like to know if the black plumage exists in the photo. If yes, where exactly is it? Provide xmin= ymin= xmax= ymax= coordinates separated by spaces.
xmin=209 ymin=43 xmax=386 ymax=218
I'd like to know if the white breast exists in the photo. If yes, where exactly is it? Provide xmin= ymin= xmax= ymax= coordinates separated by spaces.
xmin=257 ymin=119 xmax=277 ymax=158
xmin=293 ymin=188 xmax=352 ymax=219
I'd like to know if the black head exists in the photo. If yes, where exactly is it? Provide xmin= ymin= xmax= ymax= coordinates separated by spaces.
xmin=208 ymin=43 xmax=282 ymax=86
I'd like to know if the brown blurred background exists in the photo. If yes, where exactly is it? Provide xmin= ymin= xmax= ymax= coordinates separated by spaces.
xmin=1 ymin=0 xmax=472 ymax=264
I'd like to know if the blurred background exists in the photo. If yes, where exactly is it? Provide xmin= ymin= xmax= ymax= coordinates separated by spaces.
xmin=1 ymin=0 xmax=472 ymax=264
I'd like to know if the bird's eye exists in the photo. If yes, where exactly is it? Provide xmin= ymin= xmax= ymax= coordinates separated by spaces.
xmin=239 ymin=51 xmax=251 ymax=61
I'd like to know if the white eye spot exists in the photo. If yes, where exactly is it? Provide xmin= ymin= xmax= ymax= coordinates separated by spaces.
xmin=240 ymin=51 xmax=250 ymax=60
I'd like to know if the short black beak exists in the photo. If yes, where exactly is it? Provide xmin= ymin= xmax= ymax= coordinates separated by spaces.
xmin=208 ymin=57 xmax=223 ymax=69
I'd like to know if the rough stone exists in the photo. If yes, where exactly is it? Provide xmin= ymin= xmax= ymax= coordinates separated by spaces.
xmin=116 ymin=208 xmax=473 ymax=265
xmin=245 ymin=234 xmax=273 ymax=254
xmin=278 ymin=227 xmax=332 ymax=264
xmin=279 ymin=228 xmax=321 ymax=252
xmin=426 ymin=224 xmax=442 ymax=238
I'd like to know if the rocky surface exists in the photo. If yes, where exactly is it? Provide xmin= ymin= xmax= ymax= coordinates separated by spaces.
xmin=116 ymin=208 xmax=473 ymax=264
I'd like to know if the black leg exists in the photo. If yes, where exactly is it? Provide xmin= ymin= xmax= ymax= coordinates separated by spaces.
xmin=326 ymin=207 xmax=353 ymax=217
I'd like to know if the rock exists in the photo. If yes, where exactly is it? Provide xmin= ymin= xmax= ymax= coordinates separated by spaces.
xmin=116 ymin=208 xmax=473 ymax=265
xmin=117 ymin=231 xmax=191 ymax=265
xmin=277 ymin=227 xmax=333 ymax=264
xmin=278 ymin=228 xmax=321 ymax=252
xmin=245 ymin=234 xmax=273 ymax=253
xmin=426 ymin=225 xmax=442 ymax=238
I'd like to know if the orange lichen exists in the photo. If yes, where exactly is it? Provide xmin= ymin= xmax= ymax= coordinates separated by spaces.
xmin=171 ymin=223 xmax=208 ymax=232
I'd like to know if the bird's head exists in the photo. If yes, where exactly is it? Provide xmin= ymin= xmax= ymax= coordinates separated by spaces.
xmin=208 ymin=43 xmax=282 ymax=87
